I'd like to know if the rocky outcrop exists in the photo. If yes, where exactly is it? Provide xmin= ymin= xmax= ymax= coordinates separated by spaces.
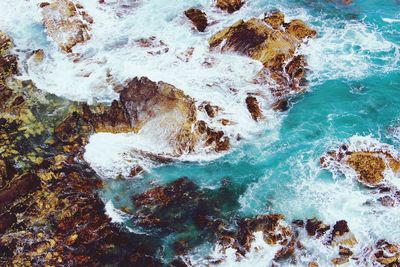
xmin=57 ymin=77 xmax=230 ymax=156
xmin=41 ymin=0 xmax=92 ymax=52
xmin=209 ymin=12 xmax=316 ymax=118
xmin=216 ymin=0 xmax=244 ymax=13
xmin=0 ymin=35 xmax=163 ymax=265
xmin=185 ymin=8 xmax=208 ymax=32
xmin=321 ymin=143 xmax=400 ymax=188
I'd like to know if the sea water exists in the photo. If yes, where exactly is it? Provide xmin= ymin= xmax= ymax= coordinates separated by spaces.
xmin=1 ymin=0 xmax=399 ymax=266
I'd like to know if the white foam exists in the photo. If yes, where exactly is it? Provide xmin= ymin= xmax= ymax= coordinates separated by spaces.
xmin=382 ymin=18 xmax=400 ymax=23
xmin=104 ymin=200 xmax=131 ymax=224
xmin=300 ymin=20 xmax=399 ymax=83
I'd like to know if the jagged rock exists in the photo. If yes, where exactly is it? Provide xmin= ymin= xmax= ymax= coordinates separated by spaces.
xmin=272 ymin=99 xmax=289 ymax=112
xmin=304 ymin=218 xmax=330 ymax=237
xmin=212 ymin=214 xmax=295 ymax=262
xmin=264 ymin=11 xmax=285 ymax=30
xmin=216 ymin=0 xmax=244 ymax=13
xmin=321 ymin=144 xmax=400 ymax=188
xmin=41 ymin=0 xmax=91 ymax=52
xmin=329 ymin=220 xmax=357 ymax=247
xmin=120 ymin=77 xmax=198 ymax=154
xmin=209 ymin=14 xmax=316 ymax=99
xmin=185 ymin=8 xmax=208 ymax=32
xmin=370 ymin=240 xmax=400 ymax=266
xmin=245 ymin=96 xmax=262 ymax=121
xmin=196 ymin=120 xmax=230 ymax=152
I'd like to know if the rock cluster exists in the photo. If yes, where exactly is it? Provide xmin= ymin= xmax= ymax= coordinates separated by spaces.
xmin=41 ymin=0 xmax=92 ymax=52
xmin=0 ymin=32 xmax=165 ymax=266
xmin=209 ymin=11 xmax=316 ymax=119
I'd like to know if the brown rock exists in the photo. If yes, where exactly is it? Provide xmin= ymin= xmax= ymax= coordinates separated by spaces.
xmin=246 ymin=96 xmax=262 ymax=121
xmin=204 ymin=103 xmax=218 ymax=118
xmin=209 ymin=17 xmax=316 ymax=98
xmin=329 ymin=220 xmax=357 ymax=247
xmin=264 ymin=11 xmax=285 ymax=29
xmin=321 ymin=144 xmax=400 ymax=189
xmin=285 ymin=19 xmax=317 ymax=40
xmin=272 ymin=99 xmax=289 ymax=112
xmin=216 ymin=0 xmax=244 ymax=13
xmin=41 ymin=0 xmax=91 ymax=52
xmin=331 ymin=256 xmax=349 ymax=265
xmin=120 ymin=77 xmax=197 ymax=154
xmin=347 ymin=152 xmax=386 ymax=187
xmin=0 ymin=32 xmax=13 ymax=56
xmin=305 ymin=218 xmax=330 ymax=237
xmin=185 ymin=8 xmax=208 ymax=32
xmin=0 ymin=173 xmax=41 ymax=212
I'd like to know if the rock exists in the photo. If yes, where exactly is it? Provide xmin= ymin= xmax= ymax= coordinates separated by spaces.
xmin=308 ymin=262 xmax=319 ymax=267
xmin=272 ymin=99 xmax=289 ymax=112
xmin=204 ymin=103 xmax=218 ymax=118
xmin=0 ymin=32 xmax=13 ymax=56
xmin=196 ymin=120 xmax=230 ymax=152
xmin=216 ymin=0 xmax=244 ymax=13
xmin=0 ymin=173 xmax=41 ymax=212
xmin=264 ymin=11 xmax=285 ymax=30
xmin=41 ymin=0 xmax=91 ymax=52
xmin=329 ymin=220 xmax=357 ymax=247
xmin=185 ymin=8 xmax=208 ymax=32
xmin=120 ymin=77 xmax=197 ymax=154
xmin=132 ymin=177 xmax=201 ymax=228
xmin=371 ymin=240 xmax=400 ymax=266
xmin=347 ymin=153 xmax=387 ymax=187
xmin=331 ymin=256 xmax=349 ymax=265
xmin=209 ymin=15 xmax=316 ymax=99
xmin=245 ymin=96 xmax=262 ymax=121
xmin=321 ymin=143 xmax=400 ymax=188
xmin=305 ymin=218 xmax=330 ymax=237
xmin=0 ymin=55 xmax=18 ymax=82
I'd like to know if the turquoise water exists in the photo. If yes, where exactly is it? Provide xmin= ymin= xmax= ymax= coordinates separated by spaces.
xmin=94 ymin=0 xmax=400 ymax=264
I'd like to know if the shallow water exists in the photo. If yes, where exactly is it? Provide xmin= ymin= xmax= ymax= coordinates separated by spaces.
xmin=2 ymin=0 xmax=400 ymax=266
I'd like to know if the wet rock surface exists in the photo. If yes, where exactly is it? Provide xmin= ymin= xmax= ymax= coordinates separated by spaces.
xmin=0 ymin=34 xmax=164 ymax=266
xmin=321 ymin=141 xmax=400 ymax=207
xmin=41 ymin=0 xmax=92 ymax=52
xmin=216 ymin=0 xmax=244 ymax=13
xmin=321 ymin=144 xmax=400 ymax=187
xmin=209 ymin=12 xmax=316 ymax=118
xmin=185 ymin=8 xmax=208 ymax=32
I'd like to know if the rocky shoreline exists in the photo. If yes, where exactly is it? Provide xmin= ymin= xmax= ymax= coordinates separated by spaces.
xmin=1 ymin=0 xmax=399 ymax=266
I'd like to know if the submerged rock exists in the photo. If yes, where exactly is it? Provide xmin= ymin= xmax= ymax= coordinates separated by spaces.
xmin=216 ymin=0 xmax=244 ymax=13
xmin=41 ymin=0 xmax=92 ymax=52
xmin=185 ymin=8 xmax=208 ymax=32
xmin=209 ymin=13 xmax=316 ymax=114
